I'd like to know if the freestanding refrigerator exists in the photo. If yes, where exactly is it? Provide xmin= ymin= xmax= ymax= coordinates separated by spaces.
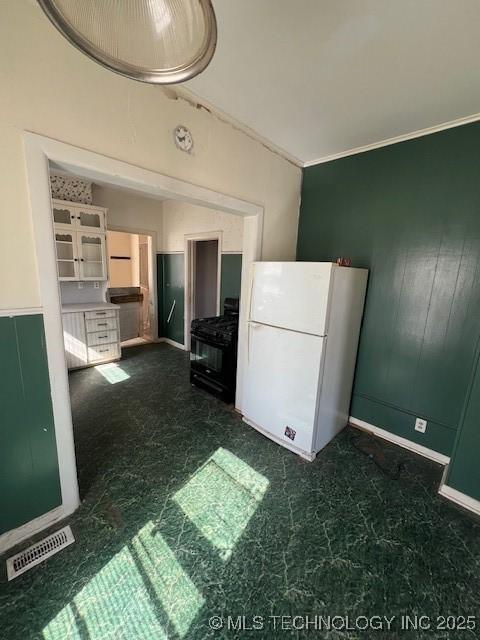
xmin=242 ymin=262 xmax=368 ymax=461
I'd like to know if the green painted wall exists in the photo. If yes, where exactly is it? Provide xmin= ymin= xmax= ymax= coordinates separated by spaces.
xmin=220 ymin=254 xmax=242 ymax=309
xmin=297 ymin=121 xmax=480 ymax=457
xmin=447 ymin=340 xmax=480 ymax=501
xmin=157 ymin=252 xmax=243 ymax=342
xmin=157 ymin=253 xmax=185 ymax=345
xmin=0 ymin=314 xmax=61 ymax=534
xmin=156 ymin=252 xmax=164 ymax=337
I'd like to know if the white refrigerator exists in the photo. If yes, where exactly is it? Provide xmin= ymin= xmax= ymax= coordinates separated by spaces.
xmin=242 ymin=262 xmax=368 ymax=461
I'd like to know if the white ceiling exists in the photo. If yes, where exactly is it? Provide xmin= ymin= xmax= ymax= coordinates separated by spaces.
xmin=186 ymin=0 xmax=480 ymax=166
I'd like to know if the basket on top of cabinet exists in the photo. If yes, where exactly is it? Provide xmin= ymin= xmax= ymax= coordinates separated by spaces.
xmin=52 ymin=199 xmax=108 ymax=281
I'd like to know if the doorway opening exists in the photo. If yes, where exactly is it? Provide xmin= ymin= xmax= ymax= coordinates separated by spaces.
xmin=106 ymin=230 xmax=154 ymax=346
xmin=192 ymin=239 xmax=219 ymax=320
xmin=19 ymin=132 xmax=263 ymax=553
xmin=185 ymin=233 xmax=222 ymax=350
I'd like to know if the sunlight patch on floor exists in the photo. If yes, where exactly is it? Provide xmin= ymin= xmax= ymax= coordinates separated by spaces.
xmin=132 ymin=521 xmax=204 ymax=637
xmin=43 ymin=522 xmax=203 ymax=640
xmin=95 ymin=362 xmax=130 ymax=384
xmin=174 ymin=448 xmax=269 ymax=561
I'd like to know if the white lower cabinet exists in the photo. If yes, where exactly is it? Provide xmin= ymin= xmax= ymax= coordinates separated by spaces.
xmin=62 ymin=308 xmax=121 ymax=370
xmin=63 ymin=312 xmax=88 ymax=369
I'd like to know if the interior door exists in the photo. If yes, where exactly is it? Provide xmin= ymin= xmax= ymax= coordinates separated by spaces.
xmin=250 ymin=262 xmax=333 ymax=335
xmin=77 ymin=232 xmax=106 ymax=280
xmin=243 ymin=322 xmax=324 ymax=455
xmin=162 ymin=253 xmax=185 ymax=345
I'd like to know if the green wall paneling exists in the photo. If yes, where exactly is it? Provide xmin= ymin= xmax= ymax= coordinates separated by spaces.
xmin=158 ymin=253 xmax=241 ymax=343
xmin=351 ymin=396 xmax=455 ymax=457
xmin=156 ymin=253 xmax=164 ymax=338
xmin=220 ymin=253 xmax=242 ymax=309
xmin=446 ymin=338 xmax=480 ymax=501
xmin=158 ymin=253 xmax=185 ymax=345
xmin=297 ymin=121 xmax=480 ymax=455
xmin=0 ymin=314 xmax=61 ymax=535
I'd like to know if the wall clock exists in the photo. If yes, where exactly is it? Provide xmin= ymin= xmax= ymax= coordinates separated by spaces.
xmin=174 ymin=125 xmax=193 ymax=153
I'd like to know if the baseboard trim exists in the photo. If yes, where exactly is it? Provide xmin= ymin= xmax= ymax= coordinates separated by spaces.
xmin=0 ymin=505 xmax=69 ymax=555
xmin=158 ymin=337 xmax=187 ymax=351
xmin=438 ymin=483 xmax=480 ymax=517
xmin=349 ymin=416 xmax=450 ymax=465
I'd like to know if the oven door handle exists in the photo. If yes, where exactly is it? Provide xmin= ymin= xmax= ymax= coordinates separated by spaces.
xmin=167 ymin=299 xmax=176 ymax=324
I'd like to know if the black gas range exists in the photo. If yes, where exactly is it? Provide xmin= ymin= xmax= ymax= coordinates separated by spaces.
xmin=190 ymin=298 xmax=239 ymax=403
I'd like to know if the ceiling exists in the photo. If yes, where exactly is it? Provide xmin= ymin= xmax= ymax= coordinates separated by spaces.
xmin=186 ymin=0 xmax=480 ymax=166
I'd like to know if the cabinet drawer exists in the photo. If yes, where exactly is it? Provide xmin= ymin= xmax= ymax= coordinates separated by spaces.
xmin=87 ymin=330 xmax=118 ymax=346
xmin=86 ymin=317 xmax=117 ymax=333
xmin=85 ymin=309 xmax=116 ymax=320
xmin=88 ymin=343 xmax=120 ymax=363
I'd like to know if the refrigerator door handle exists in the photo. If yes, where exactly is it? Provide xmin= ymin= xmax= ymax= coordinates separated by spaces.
xmin=247 ymin=322 xmax=261 ymax=365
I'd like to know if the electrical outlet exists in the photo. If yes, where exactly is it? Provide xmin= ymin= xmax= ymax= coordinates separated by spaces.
xmin=415 ymin=418 xmax=427 ymax=433
xmin=94 ymin=281 xmax=100 ymax=289
xmin=77 ymin=282 xmax=84 ymax=289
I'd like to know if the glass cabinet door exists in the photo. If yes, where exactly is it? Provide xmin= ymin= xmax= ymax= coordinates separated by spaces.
xmin=77 ymin=233 xmax=106 ymax=280
xmin=52 ymin=203 xmax=76 ymax=229
xmin=76 ymin=207 xmax=105 ymax=233
xmin=55 ymin=231 xmax=78 ymax=280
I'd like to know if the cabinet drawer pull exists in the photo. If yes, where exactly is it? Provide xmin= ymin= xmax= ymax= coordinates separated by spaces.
xmin=98 ymin=335 xmax=108 ymax=339
xmin=96 ymin=312 xmax=106 ymax=315
xmin=97 ymin=323 xmax=107 ymax=326
xmin=98 ymin=348 xmax=108 ymax=352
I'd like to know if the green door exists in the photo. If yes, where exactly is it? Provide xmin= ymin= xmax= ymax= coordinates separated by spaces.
xmin=220 ymin=254 xmax=242 ymax=309
xmin=0 ymin=315 xmax=61 ymax=534
xmin=161 ymin=254 xmax=185 ymax=345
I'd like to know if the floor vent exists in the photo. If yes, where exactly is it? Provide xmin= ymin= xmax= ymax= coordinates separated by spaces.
xmin=6 ymin=525 xmax=75 ymax=581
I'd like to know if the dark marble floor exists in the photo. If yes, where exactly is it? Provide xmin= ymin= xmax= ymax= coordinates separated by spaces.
xmin=1 ymin=343 xmax=480 ymax=639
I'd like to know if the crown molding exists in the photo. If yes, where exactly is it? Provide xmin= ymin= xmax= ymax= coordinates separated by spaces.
xmin=303 ymin=111 xmax=480 ymax=168
xmin=169 ymin=86 xmax=480 ymax=171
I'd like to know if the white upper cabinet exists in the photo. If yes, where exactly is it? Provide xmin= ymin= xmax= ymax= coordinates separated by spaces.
xmin=52 ymin=199 xmax=106 ymax=233
xmin=52 ymin=202 xmax=77 ymax=229
xmin=77 ymin=232 xmax=107 ymax=281
xmin=54 ymin=230 xmax=79 ymax=280
xmin=52 ymin=199 xmax=108 ymax=281
xmin=76 ymin=206 xmax=105 ymax=233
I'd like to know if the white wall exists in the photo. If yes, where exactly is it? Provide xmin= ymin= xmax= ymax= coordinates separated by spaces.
xmin=162 ymin=200 xmax=243 ymax=253
xmin=0 ymin=2 xmax=301 ymax=311
xmin=93 ymin=185 xmax=163 ymax=250
xmin=107 ymin=230 xmax=136 ymax=288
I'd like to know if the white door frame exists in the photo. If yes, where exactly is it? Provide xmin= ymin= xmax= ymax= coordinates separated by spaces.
xmin=107 ymin=224 xmax=158 ymax=342
xmin=15 ymin=132 xmax=263 ymax=553
xmin=184 ymin=230 xmax=222 ymax=350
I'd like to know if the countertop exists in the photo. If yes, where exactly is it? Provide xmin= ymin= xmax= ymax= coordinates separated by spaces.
xmin=61 ymin=302 xmax=120 ymax=313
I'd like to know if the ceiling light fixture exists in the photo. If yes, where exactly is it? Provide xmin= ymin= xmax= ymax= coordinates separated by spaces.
xmin=37 ymin=0 xmax=217 ymax=84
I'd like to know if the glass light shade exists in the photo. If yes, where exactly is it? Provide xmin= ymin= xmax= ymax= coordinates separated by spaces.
xmin=37 ymin=0 xmax=217 ymax=84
